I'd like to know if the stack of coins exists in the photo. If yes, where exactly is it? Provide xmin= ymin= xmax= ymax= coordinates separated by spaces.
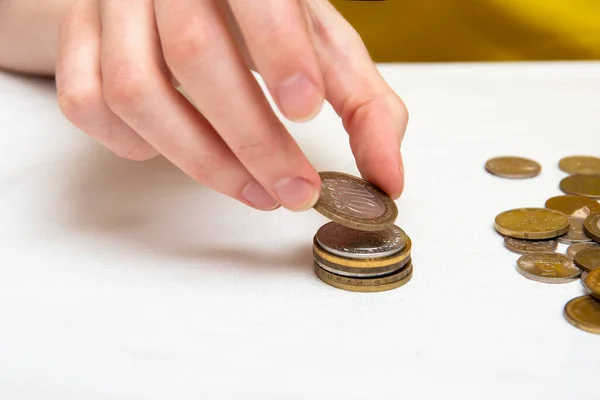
xmin=311 ymin=172 xmax=413 ymax=292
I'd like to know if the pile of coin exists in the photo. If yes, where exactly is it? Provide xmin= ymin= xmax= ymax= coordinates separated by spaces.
xmin=311 ymin=172 xmax=413 ymax=292
xmin=487 ymin=155 xmax=600 ymax=334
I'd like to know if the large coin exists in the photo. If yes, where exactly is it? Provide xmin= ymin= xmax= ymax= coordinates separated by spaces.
xmin=315 ymin=222 xmax=406 ymax=259
xmin=583 ymin=213 xmax=600 ymax=243
xmin=574 ymin=247 xmax=600 ymax=272
xmin=585 ymin=269 xmax=600 ymax=299
xmin=314 ymin=171 xmax=398 ymax=231
xmin=494 ymin=208 xmax=570 ymax=239
xmin=503 ymin=237 xmax=557 ymax=255
xmin=559 ymin=174 xmax=600 ymax=199
xmin=564 ymin=295 xmax=600 ymax=334
xmin=485 ymin=156 xmax=541 ymax=179
xmin=314 ymin=261 xmax=413 ymax=292
xmin=557 ymin=216 xmax=592 ymax=245
xmin=559 ymin=156 xmax=600 ymax=175
xmin=567 ymin=242 xmax=599 ymax=260
xmin=314 ymin=256 xmax=411 ymax=278
xmin=545 ymin=195 xmax=600 ymax=215
xmin=516 ymin=253 xmax=581 ymax=284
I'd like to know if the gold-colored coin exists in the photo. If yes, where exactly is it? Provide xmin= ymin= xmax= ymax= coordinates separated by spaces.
xmin=564 ymin=295 xmax=600 ymax=334
xmin=581 ymin=272 xmax=591 ymax=293
xmin=559 ymin=174 xmax=600 ymax=200
xmin=484 ymin=156 xmax=541 ymax=179
xmin=557 ymin=216 xmax=592 ymax=245
xmin=545 ymin=195 xmax=600 ymax=215
xmin=516 ymin=253 xmax=581 ymax=284
xmin=503 ymin=237 xmax=557 ymax=255
xmin=314 ymin=171 xmax=398 ymax=231
xmin=314 ymin=261 xmax=413 ymax=292
xmin=314 ymin=250 xmax=411 ymax=278
xmin=567 ymin=242 xmax=599 ymax=260
xmin=585 ymin=269 xmax=600 ymax=299
xmin=574 ymin=247 xmax=600 ymax=272
xmin=494 ymin=208 xmax=570 ymax=240
xmin=559 ymin=156 xmax=600 ymax=175
xmin=583 ymin=213 xmax=600 ymax=243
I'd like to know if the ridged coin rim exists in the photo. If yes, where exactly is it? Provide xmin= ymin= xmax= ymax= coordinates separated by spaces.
xmin=564 ymin=295 xmax=600 ymax=334
xmin=314 ymin=261 xmax=413 ymax=293
xmin=494 ymin=208 xmax=570 ymax=239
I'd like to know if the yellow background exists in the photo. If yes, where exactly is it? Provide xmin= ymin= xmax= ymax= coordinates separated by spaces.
xmin=331 ymin=0 xmax=600 ymax=62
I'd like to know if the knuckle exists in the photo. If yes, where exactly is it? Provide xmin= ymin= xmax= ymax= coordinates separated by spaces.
xmin=162 ymin=24 xmax=217 ymax=71
xmin=56 ymin=84 xmax=100 ymax=124
xmin=102 ymin=62 xmax=148 ymax=111
xmin=187 ymin=155 xmax=219 ymax=184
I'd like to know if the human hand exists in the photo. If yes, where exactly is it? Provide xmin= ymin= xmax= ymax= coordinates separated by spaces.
xmin=56 ymin=0 xmax=408 ymax=212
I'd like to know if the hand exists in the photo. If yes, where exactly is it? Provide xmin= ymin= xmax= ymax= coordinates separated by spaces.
xmin=55 ymin=0 xmax=408 ymax=211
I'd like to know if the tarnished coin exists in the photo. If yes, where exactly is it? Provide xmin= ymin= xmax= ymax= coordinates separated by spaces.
xmin=494 ymin=208 xmax=570 ymax=239
xmin=567 ymin=242 xmax=599 ymax=260
xmin=314 ymin=261 xmax=413 ymax=293
xmin=559 ymin=156 xmax=600 ymax=175
xmin=545 ymin=195 xmax=600 ymax=215
xmin=315 ymin=222 xmax=406 ymax=259
xmin=557 ymin=216 xmax=592 ymax=245
xmin=581 ymin=272 xmax=590 ymax=293
xmin=485 ymin=156 xmax=541 ymax=179
xmin=516 ymin=253 xmax=581 ymax=284
xmin=585 ymin=269 xmax=600 ymax=299
xmin=559 ymin=174 xmax=600 ymax=199
xmin=314 ymin=256 xmax=411 ymax=278
xmin=503 ymin=237 xmax=557 ymax=255
xmin=583 ymin=213 xmax=600 ymax=243
xmin=564 ymin=295 xmax=600 ymax=334
xmin=314 ymin=172 xmax=398 ymax=231
xmin=574 ymin=247 xmax=600 ymax=272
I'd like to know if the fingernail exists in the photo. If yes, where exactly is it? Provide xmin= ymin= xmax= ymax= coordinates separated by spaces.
xmin=275 ymin=74 xmax=322 ymax=122
xmin=242 ymin=179 xmax=280 ymax=210
xmin=274 ymin=177 xmax=320 ymax=211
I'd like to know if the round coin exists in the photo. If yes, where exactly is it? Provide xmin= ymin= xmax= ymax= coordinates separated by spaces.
xmin=314 ymin=172 xmax=398 ymax=231
xmin=585 ymin=269 xmax=600 ymax=299
xmin=503 ymin=237 xmax=557 ymax=255
xmin=583 ymin=213 xmax=600 ymax=243
xmin=574 ymin=247 xmax=600 ymax=272
xmin=545 ymin=195 xmax=600 ymax=215
xmin=516 ymin=253 xmax=581 ymax=284
xmin=315 ymin=222 xmax=406 ymax=259
xmin=581 ymin=272 xmax=590 ymax=293
xmin=314 ymin=261 xmax=413 ymax=293
xmin=314 ymin=256 xmax=411 ymax=278
xmin=559 ymin=156 xmax=600 ymax=175
xmin=494 ymin=208 xmax=570 ymax=239
xmin=559 ymin=174 xmax=600 ymax=199
xmin=567 ymin=242 xmax=599 ymax=260
xmin=564 ymin=295 xmax=600 ymax=334
xmin=485 ymin=156 xmax=541 ymax=179
xmin=557 ymin=217 xmax=592 ymax=245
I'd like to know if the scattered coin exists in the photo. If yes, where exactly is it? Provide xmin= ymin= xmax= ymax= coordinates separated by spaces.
xmin=557 ymin=216 xmax=592 ymax=245
xmin=545 ymin=195 xmax=600 ymax=215
xmin=581 ymin=272 xmax=590 ymax=293
xmin=314 ymin=260 xmax=413 ymax=292
xmin=585 ymin=269 xmax=600 ymax=299
xmin=559 ymin=156 xmax=600 ymax=175
xmin=516 ymin=253 xmax=581 ymax=284
xmin=567 ymin=242 xmax=599 ymax=260
xmin=494 ymin=208 xmax=570 ymax=239
xmin=314 ymin=171 xmax=398 ymax=231
xmin=564 ymin=295 xmax=600 ymax=334
xmin=574 ymin=247 xmax=600 ymax=272
xmin=559 ymin=174 xmax=600 ymax=199
xmin=503 ymin=237 xmax=557 ymax=255
xmin=485 ymin=156 xmax=541 ymax=179
xmin=583 ymin=213 xmax=600 ymax=243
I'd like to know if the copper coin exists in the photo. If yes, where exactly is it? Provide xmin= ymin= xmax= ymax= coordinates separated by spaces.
xmin=585 ymin=269 xmax=600 ymax=299
xmin=485 ymin=156 xmax=541 ymax=179
xmin=559 ymin=174 xmax=600 ymax=200
xmin=516 ymin=253 xmax=581 ymax=284
xmin=581 ymin=272 xmax=591 ymax=293
xmin=559 ymin=156 xmax=600 ymax=175
xmin=583 ymin=213 xmax=600 ymax=243
xmin=503 ymin=237 xmax=557 ymax=255
xmin=567 ymin=242 xmax=599 ymax=260
xmin=574 ymin=247 xmax=600 ymax=272
xmin=545 ymin=195 xmax=600 ymax=215
xmin=564 ymin=296 xmax=600 ymax=334
xmin=494 ymin=208 xmax=570 ymax=239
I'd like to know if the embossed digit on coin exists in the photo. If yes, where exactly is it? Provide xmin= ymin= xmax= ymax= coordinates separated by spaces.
xmin=564 ymin=295 xmax=600 ymax=334
xmin=485 ymin=156 xmax=541 ymax=179
xmin=494 ymin=208 xmax=570 ymax=239
xmin=559 ymin=174 xmax=600 ymax=199
xmin=574 ymin=247 xmax=600 ymax=272
xmin=516 ymin=253 xmax=581 ymax=284
xmin=567 ymin=242 xmax=599 ymax=260
xmin=503 ymin=237 xmax=557 ymax=255
xmin=583 ymin=213 xmax=600 ymax=243
xmin=559 ymin=156 xmax=600 ymax=176
xmin=545 ymin=195 xmax=600 ymax=215
xmin=314 ymin=171 xmax=398 ymax=231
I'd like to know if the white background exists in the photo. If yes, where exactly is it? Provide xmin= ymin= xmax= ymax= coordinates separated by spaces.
xmin=1 ymin=62 xmax=599 ymax=399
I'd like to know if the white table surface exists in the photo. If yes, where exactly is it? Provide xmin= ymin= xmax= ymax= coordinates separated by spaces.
xmin=1 ymin=62 xmax=599 ymax=399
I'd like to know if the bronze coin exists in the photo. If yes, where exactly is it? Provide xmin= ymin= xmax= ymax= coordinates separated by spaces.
xmin=564 ymin=295 xmax=600 ymax=334
xmin=557 ymin=216 xmax=592 ymax=245
xmin=503 ymin=237 xmax=557 ymax=255
xmin=545 ymin=195 xmax=600 ymax=215
xmin=567 ymin=242 xmax=599 ymax=260
xmin=516 ymin=253 xmax=581 ymax=284
xmin=314 ymin=260 xmax=413 ymax=293
xmin=494 ymin=208 xmax=570 ymax=239
xmin=485 ymin=156 xmax=541 ymax=179
xmin=559 ymin=156 xmax=600 ymax=175
xmin=559 ymin=174 xmax=600 ymax=200
xmin=583 ymin=213 xmax=600 ymax=243
xmin=585 ymin=269 xmax=600 ymax=299
xmin=574 ymin=247 xmax=600 ymax=272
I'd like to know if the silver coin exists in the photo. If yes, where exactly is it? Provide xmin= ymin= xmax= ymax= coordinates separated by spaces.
xmin=315 ymin=222 xmax=407 ymax=259
xmin=557 ymin=216 xmax=592 ymax=244
xmin=503 ymin=237 xmax=557 ymax=255
xmin=567 ymin=242 xmax=599 ymax=260
xmin=314 ymin=257 xmax=411 ymax=278
xmin=516 ymin=253 xmax=582 ymax=284
xmin=581 ymin=271 xmax=591 ymax=293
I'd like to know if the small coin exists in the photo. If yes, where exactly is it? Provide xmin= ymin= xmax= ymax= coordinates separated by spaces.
xmin=564 ymin=295 xmax=600 ymax=334
xmin=583 ymin=213 xmax=600 ymax=243
xmin=314 ymin=260 xmax=413 ymax=293
xmin=557 ymin=216 xmax=592 ymax=245
xmin=314 ymin=256 xmax=410 ymax=278
xmin=485 ymin=156 xmax=541 ymax=179
xmin=567 ymin=242 xmax=599 ymax=260
xmin=585 ymin=269 xmax=600 ymax=299
xmin=494 ymin=208 xmax=570 ymax=239
xmin=581 ymin=272 xmax=590 ymax=293
xmin=574 ymin=247 xmax=600 ymax=272
xmin=559 ymin=156 xmax=600 ymax=175
xmin=315 ymin=222 xmax=406 ymax=259
xmin=503 ymin=237 xmax=557 ymax=255
xmin=516 ymin=253 xmax=581 ymax=284
xmin=545 ymin=195 xmax=600 ymax=215
xmin=314 ymin=171 xmax=398 ymax=231
xmin=559 ymin=174 xmax=600 ymax=199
